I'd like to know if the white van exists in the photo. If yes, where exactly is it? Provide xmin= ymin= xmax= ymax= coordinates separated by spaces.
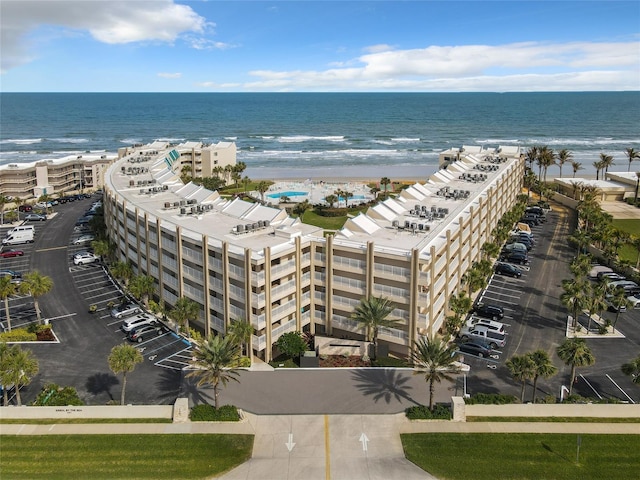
xmin=2 ymin=230 xmax=34 ymax=245
xmin=6 ymin=225 xmax=34 ymax=236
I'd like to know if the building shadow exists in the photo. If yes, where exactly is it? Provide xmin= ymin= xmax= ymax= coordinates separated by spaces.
xmin=350 ymin=368 xmax=419 ymax=406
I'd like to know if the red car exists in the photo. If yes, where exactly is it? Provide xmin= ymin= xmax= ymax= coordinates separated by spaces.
xmin=0 ymin=249 xmax=24 ymax=258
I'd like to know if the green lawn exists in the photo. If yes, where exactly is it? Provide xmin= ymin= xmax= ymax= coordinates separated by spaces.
xmin=612 ymin=219 xmax=640 ymax=236
xmin=402 ymin=433 xmax=640 ymax=480
xmin=301 ymin=210 xmax=348 ymax=230
xmin=1 ymin=434 xmax=253 ymax=479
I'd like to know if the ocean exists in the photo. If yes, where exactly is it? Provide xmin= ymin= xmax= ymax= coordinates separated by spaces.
xmin=1 ymin=92 xmax=639 ymax=179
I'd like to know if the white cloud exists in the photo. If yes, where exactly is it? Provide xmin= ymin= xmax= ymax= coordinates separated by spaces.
xmin=236 ymin=41 xmax=640 ymax=91
xmin=0 ymin=0 xmax=212 ymax=72
xmin=158 ymin=72 xmax=182 ymax=79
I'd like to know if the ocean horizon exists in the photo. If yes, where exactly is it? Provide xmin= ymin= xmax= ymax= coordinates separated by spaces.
xmin=1 ymin=92 xmax=639 ymax=180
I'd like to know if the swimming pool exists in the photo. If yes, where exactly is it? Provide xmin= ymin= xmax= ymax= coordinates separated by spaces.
xmin=266 ymin=191 xmax=308 ymax=199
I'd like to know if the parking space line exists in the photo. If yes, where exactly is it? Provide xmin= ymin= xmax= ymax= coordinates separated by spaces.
xmin=605 ymin=374 xmax=636 ymax=404
xmin=36 ymin=246 xmax=69 ymax=252
xmin=579 ymin=374 xmax=603 ymax=400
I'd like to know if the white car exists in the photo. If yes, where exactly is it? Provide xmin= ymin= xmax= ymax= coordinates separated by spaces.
xmin=111 ymin=302 xmax=142 ymax=319
xmin=73 ymin=234 xmax=95 ymax=245
xmin=121 ymin=313 xmax=159 ymax=332
xmin=73 ymin=251 xmax=100 ymax=265
xmin=628 ymin=294 xmax=640 ymax=310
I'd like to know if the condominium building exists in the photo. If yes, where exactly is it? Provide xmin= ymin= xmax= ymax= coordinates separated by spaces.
xmin=104 ymin=142 xmax=524 ymax=361
xmin=0 ymin=153 xmax=115 ymax=199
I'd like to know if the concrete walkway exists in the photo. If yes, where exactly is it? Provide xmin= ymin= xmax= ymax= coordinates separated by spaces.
xmin=2 ymin=414 xmax=639 ymax=479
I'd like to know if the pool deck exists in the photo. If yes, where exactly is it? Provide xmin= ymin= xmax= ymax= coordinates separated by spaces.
xmin=263 ymin=180 xmax=375 ymax=204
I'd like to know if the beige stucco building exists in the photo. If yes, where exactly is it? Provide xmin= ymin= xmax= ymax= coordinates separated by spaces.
xmin=0 ymin=154 xmax=115 ymax=199
xmin=104 ymin=142 xmax=524 ymax=360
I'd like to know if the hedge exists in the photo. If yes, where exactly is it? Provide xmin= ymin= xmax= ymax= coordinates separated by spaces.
xmin=190 ymin=404 xmax=241 ymax=422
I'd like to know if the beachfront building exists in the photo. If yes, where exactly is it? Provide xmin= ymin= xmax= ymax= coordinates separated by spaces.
xmin=554 ymin=172 xmax=640 ymax=202
xmin=104 ymin=142 xmax=524 ymax=360
xmin=0 ymin=154 xmax=115 ymax=199
xmin=117 ymin=140 xmax=237 ymax=181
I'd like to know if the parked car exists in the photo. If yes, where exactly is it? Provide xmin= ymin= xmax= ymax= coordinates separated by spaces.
xmin=18 ymin=205 xmax=32 ymax=212
xmin=460 ymin=325 xmax=507 ymax=349
xmin=627 ymin=294 xmax=640 ymax=309
xmin=597 ymin=272 xmax=626 ymax=282
xmin=525 ymin=206 xmax=546 ymax=217
xmin=467 ymin=317 xmax=506 ymax=334
xmin=608 ymin=280 xmax=640 ymax=295
xmin=73 ymin=234 xmax=95 ymax=245
xmin=473 ymin=303 xmax=505 ymax=320
xmin=457 ymin=341 xmax=492 ymax=358
xmin=121 ymin=313 xmax=158 ymax=332
xmin=502 ymin=242 xmax=529 ymax=253
xmin=73 ymin=251 xmax=100 ymax=265
xmin=127 ymin=323 xmax=165 ymax=343
xmin=24 ymin=213 xmax=47 ymax=222
xmin=111 ymin=302 xmax=143 ymax=320
xmin=0 ymin=249 xmax=24 ymax=258
xmin=495 ymin=262 xmax=522 ymax=278
xmin=500 ymin=251 xmax=529 ymax=265
xmin=0 ymin=269 xmax=22 ymax=283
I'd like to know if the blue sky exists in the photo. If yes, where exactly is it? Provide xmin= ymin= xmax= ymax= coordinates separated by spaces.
xmin=1 ymin=1 xmax=639 ymax=92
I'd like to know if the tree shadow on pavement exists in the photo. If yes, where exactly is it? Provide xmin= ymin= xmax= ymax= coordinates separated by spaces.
xmin=350 ymin=368 xmax=420 ymax=406
xmin=178 ymin=370 xmax=215 ymax=406
xmin=86 ymin=372 xmax=118 ymax=401
xmin=154 ymin=368 xmax=183 ymax=404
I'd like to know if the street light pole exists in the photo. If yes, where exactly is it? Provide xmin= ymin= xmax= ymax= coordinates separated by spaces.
xmin=634 ymin=171 xmax=640 ymax=203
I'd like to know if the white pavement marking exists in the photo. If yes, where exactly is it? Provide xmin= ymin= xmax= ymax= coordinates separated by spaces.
xmin=580 ymin=374 xmax=603 ymax=400
xmin=43 ymin=313 xmax=77 ymax=322
xmin=359 ymin=433 xmax=369 ymax=452
xmin=285 ymin=433 xmax=296 ymax=452
xmin=606 ymin=374 xmax=636 ymax=404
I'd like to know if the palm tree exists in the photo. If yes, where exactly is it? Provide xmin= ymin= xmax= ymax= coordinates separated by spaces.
xmin=256 ymin=181 xmax=270 ymax=203
xmin=0 ymin=275 xmax=18 ymax=331
xmin=170 ymin=296 xmax=200 ymax=336
xmin=292 ymin=199 xmax=311 ymax=218
xmin=352 ymin=296 xmax=399 ymax=359
xmin=621 ymin=355 xmax=640 ymax=385
xmin=538 ymin=146 xmax=555 ymax=182
xmin=481 ymin=242 xmax=500 ymax=261
xmin=0 ymin=344 xmax=39 ymax=406
xmin=527 ymin=350 xmax=558 ymax=403
xmin=19 ymin=271 xmax=53 ymax=324
xmin=569 ymin=254 xmax=592 ymax=278
xmin=0 ymin=194 xmax=8 ymax=225
xmin=462 ymin=266 xmax=487 ymax=296
xmin=111 ymin=261 xmax=134 ymax=287
xmin=624 ymin=147 xmax=640 ymax=172
xmin=586 ymin=281 xmax=609 ymax=333
xmin=525 ymin=146 xmax=539 ymax=173
xmin=333 ymin=189 xmax=345 ymax=207
xmin=380 ymin=177 xmax=391 ymax=193
xmin=592 ymin=159 xmax=605 ymax=180
xmin=609 ymin=287 xmax=631 ymax=332
xmin=411 ymin=336 xmax=460 ymax=411
xmin=556 ymin=149 xmax=572 ymax=178
xmin=129 ymin=274 xmax=155 ymax=308
xmin=324 ymin=194 xmax=338 ymax=208
xmin=186 ymin=336 xmax=241 ymax=409
xmin=108 ymin=343 xmax=143 ymax=405
xmin=242 ymin=175 xmax=251 ymax=195
xmin=506 ymin=354 xmax=535 ymax=403
xmin=557 ymin=338 xmax=595 ymax=395
xmin=0 ymin=342 xmax=13 ymax=406
xmin=571 ymin=161 xmax=583 ymax=178
xmin=560 ymin=278 xmax=588 ymax=328
xmin=523 ymin=170 xmax=537 ymax=199
xmin=343 ymin=190 xmax=354 ymax=208
xmin=228 ymin=319 xmax=254 ymax=364
xmin=599 ymin=153 xmax=614 ymax=177
xmin=91 ymin=239 xmax=112 ymax=264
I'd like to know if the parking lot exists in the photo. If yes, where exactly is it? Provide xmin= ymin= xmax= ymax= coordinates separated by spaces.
xmin=2 ymin=197 xmax=188 ymax=404
xmin=459 ymin=204 xmax=639 ymax=404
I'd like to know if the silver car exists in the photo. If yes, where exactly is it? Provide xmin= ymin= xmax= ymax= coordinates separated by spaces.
xmin=110 ymin=302 xmax=143 ymax=319
xmin=121 ymin=313 xmax=158 ymax=332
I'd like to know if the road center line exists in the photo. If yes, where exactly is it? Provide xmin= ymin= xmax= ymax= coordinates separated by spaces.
xmin=324 ymin=414 xmax=331 ymax=480
xmin=36 ymin=246 xmax=69 ymax=252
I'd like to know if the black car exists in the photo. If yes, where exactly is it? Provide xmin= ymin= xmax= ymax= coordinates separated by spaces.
xmin=457 ymin=341 xmax=492 ymax=358
xmin=500 ymin=251 xmax=529 ymax=265
xmin=127 ymin=324 xmax=165 ymax=343
xmin=473 ymin=303 xmax=505 ymax=320
xmin=495 ymin=262 xmax=522 ymax=278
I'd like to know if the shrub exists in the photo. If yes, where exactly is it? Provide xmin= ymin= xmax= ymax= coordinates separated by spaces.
xmin=405 ymin=404 xmax=451 ymax=420
xmin=464 ymin=393 xmax=518 ymax=405
xmin=232 ymin=357 xmax=251 ymax=368
xmin=32 ymin=383 xmax=84 ymax=406
xmin=190 ymin=404 xmax=240 ymax=422
xmin=0 ymin=328 xmax=37 ymax=342
xmin=372 ymin=356 xmax=409 ymax=367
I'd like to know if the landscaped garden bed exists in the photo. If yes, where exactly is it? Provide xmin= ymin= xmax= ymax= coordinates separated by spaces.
xmin=319 ymin=355 xmax=370 ymax=368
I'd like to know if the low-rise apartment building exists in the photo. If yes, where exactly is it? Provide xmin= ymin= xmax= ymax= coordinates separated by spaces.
xmin=104 ymin=142 xmax=524 ymax=360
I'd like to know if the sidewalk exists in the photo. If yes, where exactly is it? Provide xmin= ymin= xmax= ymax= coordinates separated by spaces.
xmin=2 ymin=414 xmax=638 ymax=480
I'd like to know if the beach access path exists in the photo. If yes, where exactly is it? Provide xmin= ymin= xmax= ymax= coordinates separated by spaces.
xmin=3 ymin=415 xmax=639 ymax=480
